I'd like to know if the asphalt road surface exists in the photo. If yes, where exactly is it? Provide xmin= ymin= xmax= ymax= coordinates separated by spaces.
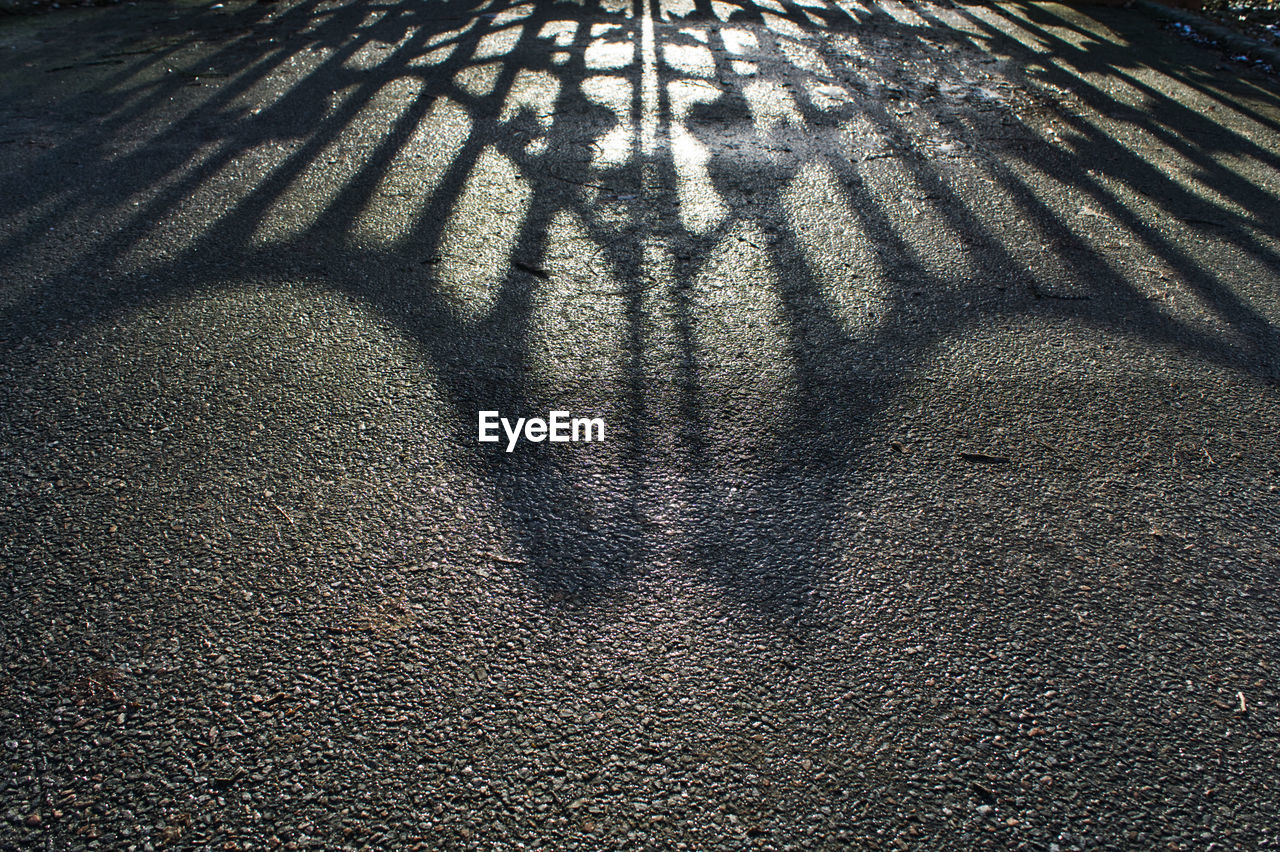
xmin=2 ymin=0 xmax=1279 ymax=848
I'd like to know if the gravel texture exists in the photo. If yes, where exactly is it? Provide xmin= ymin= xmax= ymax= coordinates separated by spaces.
xmin=1 ymin=0 xmax=1279 ymax=848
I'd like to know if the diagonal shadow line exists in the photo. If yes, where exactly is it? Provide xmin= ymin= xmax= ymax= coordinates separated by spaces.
xmin=303 ymin=0 xmax=632 ymax=249
xmin=1016 ymin=0 xmax=1280 ymax=138
xmin=0 ymin=0 xmax=567 ymax=264
xmin=690 ymin=4 xmax=1269 ymax=385
xmin=93 ymin=0 xmax=531 ymax=274
xmin=933 ymin=2 xmax=1277 ymax=176
xmin=0 ymin=0 xmax=376 ymax=248
xmin=934 ymin=3 xmax=1280 ymax=374
xmin=993 ymin=2 xmax=1280 ymax=209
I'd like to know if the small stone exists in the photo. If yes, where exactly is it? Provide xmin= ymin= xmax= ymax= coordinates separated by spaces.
xmin=24 ymin=813 xmax=41 ymax=827
xmin=976 ymin=805 xmax=993 ymax=817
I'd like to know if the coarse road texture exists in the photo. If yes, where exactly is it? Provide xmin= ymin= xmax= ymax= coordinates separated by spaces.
xmin=2 ymin=0 xmax=1280 ymax=848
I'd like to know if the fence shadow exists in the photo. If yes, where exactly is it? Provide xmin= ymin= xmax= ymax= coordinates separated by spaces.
xmin=1 ymin=0 xmax=1277 ymax=623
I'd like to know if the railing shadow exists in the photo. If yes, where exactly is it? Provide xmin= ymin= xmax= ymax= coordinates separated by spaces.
xmin=1 ymin=0 xmax=1277 ymax=627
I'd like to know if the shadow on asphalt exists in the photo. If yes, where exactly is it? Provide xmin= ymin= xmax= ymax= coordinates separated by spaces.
xmin=1 ymin=0 xmax=1278 ymax=617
